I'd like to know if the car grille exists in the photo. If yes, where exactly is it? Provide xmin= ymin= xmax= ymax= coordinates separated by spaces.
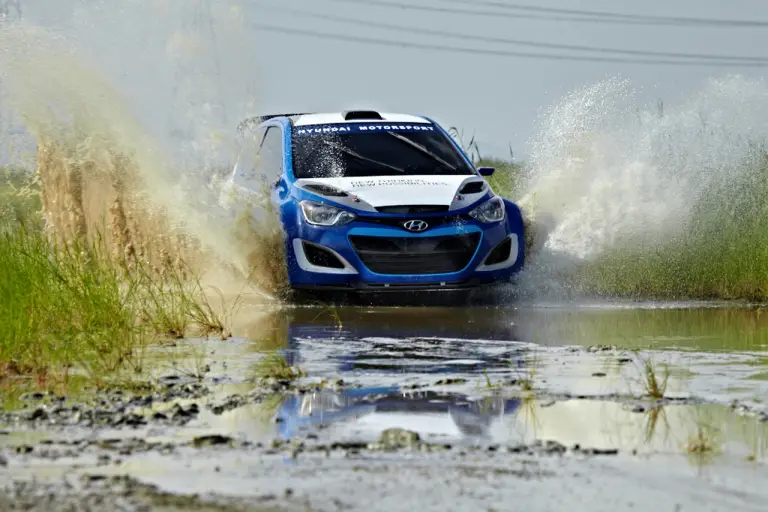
xmin=356 ymin=214 xmax=470 ymax=230
xmin=349 ymin=233 xmax=481 ymax=275
xmin=375 ymin=205 xmax=449 ymax=214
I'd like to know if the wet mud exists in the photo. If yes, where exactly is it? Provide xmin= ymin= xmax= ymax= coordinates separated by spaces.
xmin=3 ymin=303 xmax=768 ymax=511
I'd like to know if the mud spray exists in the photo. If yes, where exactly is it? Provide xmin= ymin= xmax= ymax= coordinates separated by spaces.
xmin=0 ymin=1 xmax=287 ymax=300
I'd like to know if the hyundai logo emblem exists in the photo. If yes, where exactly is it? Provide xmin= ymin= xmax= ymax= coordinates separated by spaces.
xmin=402 ymin=219 xmax=429 ymax=232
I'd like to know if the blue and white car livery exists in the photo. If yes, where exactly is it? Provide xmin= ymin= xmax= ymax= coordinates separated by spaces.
xmin=223 ymin=110 xmax=526 ymax=293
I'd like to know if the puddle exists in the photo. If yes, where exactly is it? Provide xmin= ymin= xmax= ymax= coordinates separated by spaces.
xmin=4 ymin=303 xmax=768 ymax=511
xmin=268 ymin=386 xmax=767 ymax=460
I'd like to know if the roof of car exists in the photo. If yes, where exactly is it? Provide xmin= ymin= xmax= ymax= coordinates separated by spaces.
xmin=293 ymin=112 xmax=430 ymax=126
xmin=236 ymin=111 xmax=433 ymax=136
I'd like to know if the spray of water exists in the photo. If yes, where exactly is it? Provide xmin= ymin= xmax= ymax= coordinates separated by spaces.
xmin=5 ymin=2 xmax=768 ymax=303
xmin=0 ymin=1 xmax=288 ymax=299
xmin=516 ymin=75 xmax=768 ymax=298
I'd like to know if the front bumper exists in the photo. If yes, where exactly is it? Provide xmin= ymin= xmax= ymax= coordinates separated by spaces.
xmin=285 ymin=213 xmax=524 ymax=291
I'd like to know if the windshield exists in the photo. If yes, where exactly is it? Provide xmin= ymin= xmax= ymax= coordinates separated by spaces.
xmin=291 ymin=123 xmax=473 ymax=179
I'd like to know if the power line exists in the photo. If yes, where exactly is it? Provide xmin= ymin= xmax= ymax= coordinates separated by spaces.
xmin=258 ymin=3 xmax=768 ymax=64
xmin=324 ymin=0 xmax=768 ymax=28
xmin=320 ymin=0 xmax=643 ymax=25
xmin=251 ymin=22 xmax=768 ymax=67
xmin=445 ymin=0 xmax=768 ymax=28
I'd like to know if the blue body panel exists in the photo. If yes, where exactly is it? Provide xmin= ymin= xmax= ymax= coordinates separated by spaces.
xmin=249 ymin=116 xmax=526 ymax=291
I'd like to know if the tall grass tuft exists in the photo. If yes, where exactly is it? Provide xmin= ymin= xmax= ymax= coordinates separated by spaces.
xmin=0 ymin=225 xmax=148 ymax=385
xmin=0 ymin=187 xmax=229 ymax=391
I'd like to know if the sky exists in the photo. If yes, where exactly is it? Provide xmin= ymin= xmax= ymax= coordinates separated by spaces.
xmin=16 ymin=0 xmax=768 ymax=161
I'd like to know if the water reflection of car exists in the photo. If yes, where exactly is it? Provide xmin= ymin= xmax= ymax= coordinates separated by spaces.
xmin=266 ymin=309 xmax=526 ymax=442
xmin=220 ymin=110 xmax=526 ymax=300
xmin=282 ymin=307 xmax=527 ymax=375
xmin=275 ymin=387 xmax=521 ymax=442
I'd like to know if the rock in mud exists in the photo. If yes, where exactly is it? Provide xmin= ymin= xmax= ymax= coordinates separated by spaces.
xmin=27 ymin=407 xmax=48 ymax=421
xmin=192 ymin=435 xmax=235 ymax=448
xmin=170 ymin=403 xmax=200 ymax=422
xmin=580 ymin=447 xmax=619 ymax=456
xmin=208 ymin=394 xmax=248 ymax=415
xmin=376 ymin=428 xmax=421 ymax=450
xmin=538 ymin=440 xmax=568 ymax=455
xmin=19 ymin=391 xmax=47 ymax=402
xmin=434 ymin=378 xmax=468 ymax=386
xmin=111 ymin=413 xmax=147 ymax=427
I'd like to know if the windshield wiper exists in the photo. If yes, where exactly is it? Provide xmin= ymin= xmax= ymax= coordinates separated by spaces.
xmin=385 ymin=131 xmax=457 ymax=172
xmin=320 ymin=139 xmax=406 ymax=174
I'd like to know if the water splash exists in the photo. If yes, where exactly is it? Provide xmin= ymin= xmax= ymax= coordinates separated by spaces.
xmin=516 ymin=75 xmax=768 ymax=298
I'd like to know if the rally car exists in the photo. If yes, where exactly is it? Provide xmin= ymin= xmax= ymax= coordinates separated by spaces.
xmin=221 ymin=110 xmax=526 ymax=295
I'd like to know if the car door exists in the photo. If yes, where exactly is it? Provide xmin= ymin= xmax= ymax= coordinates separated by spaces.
xmin=223 ymin=125 xmax=286 ymax=222
xmin=257 ymin=125 xmax=292 ymax=217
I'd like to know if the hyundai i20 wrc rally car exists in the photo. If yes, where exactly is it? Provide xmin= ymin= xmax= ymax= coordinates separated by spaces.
xmin=221 ymin=110 xmax=526 ymax=297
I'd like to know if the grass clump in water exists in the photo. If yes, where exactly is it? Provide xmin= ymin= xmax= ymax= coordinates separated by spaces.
xmin=641 ymin=357 xmax=670 ymax=400
xmin=255 ymin=353 xmax=306 ymax=383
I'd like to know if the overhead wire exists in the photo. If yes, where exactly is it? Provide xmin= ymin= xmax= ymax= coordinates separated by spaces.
xmin=323 ymin=0 xmax=768 ymax=28
xmin=251 ymin=22 xmax=768 ymax=67
xmin=443 ymin=0 xmax=768 ymax=28
xmin=256 ymin=3 xmax=768 ymax=64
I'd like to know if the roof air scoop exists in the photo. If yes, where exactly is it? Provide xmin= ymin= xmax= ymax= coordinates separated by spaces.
xmin=342 ymin=110 xmax=383 ymax=121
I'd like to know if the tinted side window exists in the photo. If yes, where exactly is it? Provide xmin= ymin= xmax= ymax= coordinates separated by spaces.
xmin=232 ymin=126 xmax=284 ymax=191
xmin=259 ymin=127 xmax=284 ymax=182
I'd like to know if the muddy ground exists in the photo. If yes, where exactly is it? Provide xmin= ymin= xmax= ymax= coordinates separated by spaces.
xmin=2 ymin=303 xmax=768 ymax=511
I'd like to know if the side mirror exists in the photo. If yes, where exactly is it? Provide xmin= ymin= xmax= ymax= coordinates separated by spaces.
xmin=477 ymin=167 xmax=495 ymax=177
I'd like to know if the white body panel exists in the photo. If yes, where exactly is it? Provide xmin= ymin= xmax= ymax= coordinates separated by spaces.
xmin=295 ymin=175 xmax=475 ymax=208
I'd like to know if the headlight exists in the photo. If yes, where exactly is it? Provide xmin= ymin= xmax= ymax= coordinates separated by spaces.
xmin=468 ymin=196 xmax=505 ymax=223
xmin=300 ymin=200 xmax=356 ymax=226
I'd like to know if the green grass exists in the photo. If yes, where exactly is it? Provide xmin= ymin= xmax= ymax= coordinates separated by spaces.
xmin=0 ymin=170 xmax=229 ymax=394
xmin=0 ymin=168 xmax=42 ymax=229
xmin=0 ymin=225 xmax=148 ymax=388
xmin=447 ymin=125 xmax=524 ymax=199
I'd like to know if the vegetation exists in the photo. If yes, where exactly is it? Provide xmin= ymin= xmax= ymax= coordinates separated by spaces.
xmin=0 ymin=167 xmax=43 ymax=230
xmin=570 ymin=145 xmax=768 ymax=300
xmin=639 ymin=355 xmax=669 ymax=400
xmin=0 ymin=168 xmax=229 ymax=394
xmin=255 ymin=352 xmax=305 ymax=383
xmin=447 ymin=125 xmax=523 ymax=198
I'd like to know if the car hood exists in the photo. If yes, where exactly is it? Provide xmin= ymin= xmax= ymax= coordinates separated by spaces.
xmin=294 ymin=174 xmax=488 ymax=211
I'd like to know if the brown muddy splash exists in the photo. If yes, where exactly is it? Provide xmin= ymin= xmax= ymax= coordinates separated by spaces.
xmin=0 ymin=19 xmax=287 ymax=298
